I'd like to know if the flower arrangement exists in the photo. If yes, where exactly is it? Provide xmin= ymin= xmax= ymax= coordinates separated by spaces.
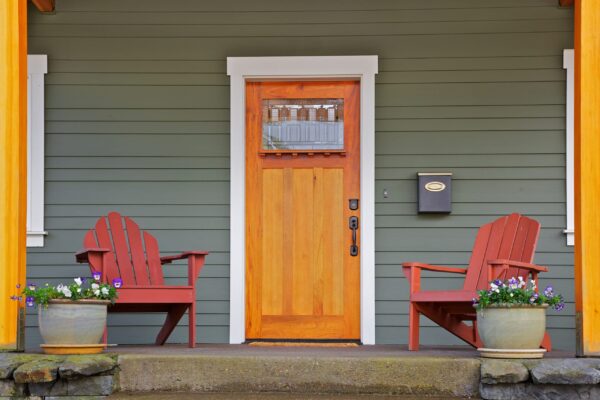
xmin=11 ymin=273 xmax=120 ymax=307
xmin=473 ymin=277 xmax=565 ymax=311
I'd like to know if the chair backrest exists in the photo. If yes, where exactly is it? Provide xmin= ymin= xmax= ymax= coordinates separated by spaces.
xmin=83 ymin=211 xmax=164 ymax=286
xmin=463 ymin=213 xmax=541 ymax=291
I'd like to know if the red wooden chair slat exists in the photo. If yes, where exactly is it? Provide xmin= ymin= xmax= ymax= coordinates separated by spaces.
xmin=125 ymin=216 xmax=151 ymax=286
xmin=83 ymin=230 xmax=98 ymax=249
xmin=496 ymin=213 xmax=520 ymax=262
xmin=108 ymin=212 xmax=136 ymax=286
xmin=462 ymin=223 xmax=492 ymax=290
xmin=94 ymin=217 xmax=121 ymax=284
xmin=144 ymin=231 xmax=164 ymax=285
xmin=402 ymin=213 xmax=551 ymax=351
xmin=475 ymin=216 xmax=508 ymax=290
xmin=506 ymin=218 xmax=530 ymax=279
xmin=76 ymin=211 xmax=208 ymax=348
xmin=517 ymin=218 xmax=541 ymax=279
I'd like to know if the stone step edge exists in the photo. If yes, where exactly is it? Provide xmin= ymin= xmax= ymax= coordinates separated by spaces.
xmin=116 ymin=355 xmax=481 ymax=398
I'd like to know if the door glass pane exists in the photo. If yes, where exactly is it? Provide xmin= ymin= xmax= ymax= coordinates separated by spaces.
xmin=262 ymin=99 xmax=344 ymax=150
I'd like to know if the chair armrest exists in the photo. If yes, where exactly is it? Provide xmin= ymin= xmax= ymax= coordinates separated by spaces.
xmin=402 ymin=262 xmax=467 ymax=274
xmin=402 ymin=263 xmax=467 ymax=294
xmin=160 ymin=251 xmax=209 ymax=264
xmin=161 ymin=251 xmax=209 ymax=285
xmin=487 ymin=259 xmax=549 ymax=273
xmin=75 ymin=248 xmax=111 ymax=263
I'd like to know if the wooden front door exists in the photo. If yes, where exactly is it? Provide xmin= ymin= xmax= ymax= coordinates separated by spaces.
xmin=246 ymin=81 xmax=360 ymax=340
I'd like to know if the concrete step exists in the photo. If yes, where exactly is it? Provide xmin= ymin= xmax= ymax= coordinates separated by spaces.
xmin=116 ymin=349 xmax=480 ymax=398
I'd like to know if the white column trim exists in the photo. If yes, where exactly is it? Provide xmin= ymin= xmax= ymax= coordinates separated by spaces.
xmin=27 ymin=55 xmax=48 ymax=247
xmin=563 ymin=49 xmax=574 ymax=247
xmin=227 ymin=56 xmax=379 ymax=344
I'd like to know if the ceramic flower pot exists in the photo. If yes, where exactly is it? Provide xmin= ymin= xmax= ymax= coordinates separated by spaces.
xmin=38 ymin=299 xmax=109 ymax=354
xmin=476 ymin=304 xmax=548 ymax=358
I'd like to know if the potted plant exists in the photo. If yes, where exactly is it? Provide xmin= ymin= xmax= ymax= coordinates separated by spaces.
xmin=473 ymin=277 xmax=564 ymax=358
xmin=14 ymin=272 xmax=119 ymax=354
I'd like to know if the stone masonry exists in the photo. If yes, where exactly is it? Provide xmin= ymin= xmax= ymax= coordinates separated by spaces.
xmin=0 ymin=353 xmax=118 ymax=399
xmin=481 ymin=358 xmax=600 ymax=400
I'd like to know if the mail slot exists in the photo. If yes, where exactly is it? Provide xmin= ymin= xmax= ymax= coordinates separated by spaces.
xmin=418 ymin=172 xmax=452 ymax=213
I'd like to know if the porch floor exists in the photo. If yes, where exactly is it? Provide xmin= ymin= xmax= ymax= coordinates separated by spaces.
xmin=107 ymin=343 xmax=573 ymax=358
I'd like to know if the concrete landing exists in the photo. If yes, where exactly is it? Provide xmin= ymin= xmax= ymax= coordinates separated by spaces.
xmin=113 ymin=345 xmax=482 ymax=398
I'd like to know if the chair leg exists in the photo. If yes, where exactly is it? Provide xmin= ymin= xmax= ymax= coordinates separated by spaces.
xmin=102 ymin=325 xmax=108 ymax=348
xmin=155 ymin=304 xmax=188 ymax=346
xmin=188 ymin=301 xmax=196 ymax=348
xmin=541 ymin=331 xmax=552 ymax=351
xmin=408 ymin=302 xmax=420 ymax=351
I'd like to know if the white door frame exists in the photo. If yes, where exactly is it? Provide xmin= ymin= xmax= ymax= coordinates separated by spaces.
xmin=227 ymin=56 xmax=378 ymax=344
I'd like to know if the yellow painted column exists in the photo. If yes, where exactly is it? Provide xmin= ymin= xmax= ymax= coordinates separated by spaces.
xmin=0 ymin=0 xmax=28 ymax=348
xmin=574 ymin=0 xmax=600 ymax=356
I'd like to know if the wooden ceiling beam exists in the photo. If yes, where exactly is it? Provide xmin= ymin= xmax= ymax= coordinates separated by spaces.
xmin=559 ymin=0 xmax=574 ymax=7
xmin=31 ymin=0 xmax=55 ymax=13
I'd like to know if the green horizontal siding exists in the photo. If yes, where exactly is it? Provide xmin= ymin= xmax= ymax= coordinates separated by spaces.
xmin=26 ymin=0 xmax=574 ymax=350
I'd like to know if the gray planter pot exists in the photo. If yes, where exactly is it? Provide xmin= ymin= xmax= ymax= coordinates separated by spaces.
xmin=476 ymin=304 xmax=548 ymax=349
xmin=38 ymin=299 xmax=109 ymax=345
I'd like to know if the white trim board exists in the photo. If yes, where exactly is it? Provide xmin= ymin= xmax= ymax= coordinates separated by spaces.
xmin=227 ymin=56 xmax=378 ymax=344
xmin=563 ymin=49 xmax=574 ymax=246
xmin=27 ymin=55 xmax=48 ymax=247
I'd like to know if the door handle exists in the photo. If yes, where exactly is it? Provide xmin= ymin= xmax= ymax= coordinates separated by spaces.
xmin=349 ymin=216 xmax=359 ymax=257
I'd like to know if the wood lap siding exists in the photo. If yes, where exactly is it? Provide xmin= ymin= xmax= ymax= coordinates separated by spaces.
xmin=26 ymin=0 xmax=574 ymax=348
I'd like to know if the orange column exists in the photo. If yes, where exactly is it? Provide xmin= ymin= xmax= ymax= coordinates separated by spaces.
xmin=0 ymin=0 xmax=28 ymax=348
xmin=574 ymin=0 xmax=600 ymax=356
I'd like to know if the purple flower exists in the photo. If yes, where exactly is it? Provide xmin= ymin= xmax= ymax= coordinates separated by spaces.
xmin=15 ymin=284 xmax=21 ymax=289
xmin=544 ymin=286 xmax=554 ymax=297
xmin=472 ymin=298 xmax=479 ymax=305
xmin=9 ymin=295 xmax=18 ymax=301
xmin=92 ymin=271 xmax=102 ymax=281
xmin=28 ymin=283 xmax=37 ymax=291
xmin=112 ymin=278 xmax=123 ymax=289
xmin=25 ymin=297 xmax=35 ymax=307
xmin=554 ymin=302 xmax=565 ymax=312
xmin=529 ymin=293 xmax=539 ymax=304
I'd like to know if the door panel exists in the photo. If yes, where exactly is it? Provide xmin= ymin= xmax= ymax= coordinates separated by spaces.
xmin=246 ymin=81 xmax=360 ymax=340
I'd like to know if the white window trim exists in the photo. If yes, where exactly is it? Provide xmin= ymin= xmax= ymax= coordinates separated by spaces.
xmin=227 ymin=56 xmax=378 ymax=344
xmin=27 ymin=55 xmax=48 ymax=247
xmin=563 ymin=49 xmax=574 ymax=246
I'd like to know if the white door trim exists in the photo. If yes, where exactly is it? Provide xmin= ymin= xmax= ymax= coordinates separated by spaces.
xmin=227 ymin=56 xmax=378 ymax=344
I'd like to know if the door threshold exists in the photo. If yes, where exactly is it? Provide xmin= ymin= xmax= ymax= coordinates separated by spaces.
xmin=246 ymin=339 xmax=361 ymax=347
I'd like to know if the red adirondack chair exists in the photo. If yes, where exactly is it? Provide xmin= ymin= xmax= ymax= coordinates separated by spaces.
xmin=75 ymin=212 xmax=208 ymax=348
xmin=402 ymin=213 xmax=551 ymax=351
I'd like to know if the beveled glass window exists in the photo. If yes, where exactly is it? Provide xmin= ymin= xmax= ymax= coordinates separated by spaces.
xmin=262 ymin=99 xmax=344 ymax=150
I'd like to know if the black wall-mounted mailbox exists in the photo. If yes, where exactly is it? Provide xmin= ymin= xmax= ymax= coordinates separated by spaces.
xmin=418 ymin=172 xmax=452 ymax=213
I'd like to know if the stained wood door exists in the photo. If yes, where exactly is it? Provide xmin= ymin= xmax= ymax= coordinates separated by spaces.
xmin=246 ymin=81 xmax=360 ymax=340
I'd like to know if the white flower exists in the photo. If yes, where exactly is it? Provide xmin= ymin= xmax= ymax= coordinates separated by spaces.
xmin=62 ymin=288 xmax=72 ymax=298
xmin=56 ymin=284 xmax=65 ymax=292
xmin=74 ymin=277 xmax=83 ymax=286
xmin=93 ymin=289 xmax=100 ymax=296
xmin=495 ymin=289 xmax=500 ymax=293
xmin=490 ymin=283 xmax=498 ymax=290
xmin=91 ymin=283 xmax=100 ymax=290
xmin=101 ymin=287 xmax=109 ymax=296
xmin=77 ymin=288 xmax=82 ymax=293
xmin=510 ymin=293 xmax=514 ymax=297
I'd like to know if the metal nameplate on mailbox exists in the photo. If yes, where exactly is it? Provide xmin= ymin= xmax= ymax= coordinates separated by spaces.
xmin=417 ymin=172 xmax=452 ymax=213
